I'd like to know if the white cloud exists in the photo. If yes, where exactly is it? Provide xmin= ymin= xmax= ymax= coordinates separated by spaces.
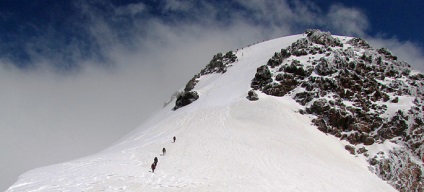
xmin=326 ymin=4 xmax=369 ymax=36
xmin=115 ymin=2 xmax=145 ymax=16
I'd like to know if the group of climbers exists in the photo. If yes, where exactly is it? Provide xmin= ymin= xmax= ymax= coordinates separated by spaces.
xmin=151 ymin=136 xmax=176 ymax=173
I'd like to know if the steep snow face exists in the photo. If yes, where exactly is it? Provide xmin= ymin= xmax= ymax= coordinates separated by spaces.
xmin=7 ymin=35 xmax=396 ymax=192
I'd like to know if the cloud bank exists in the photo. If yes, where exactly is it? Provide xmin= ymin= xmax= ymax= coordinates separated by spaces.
xmin=1 ymin=0 xmax=423 ymax=190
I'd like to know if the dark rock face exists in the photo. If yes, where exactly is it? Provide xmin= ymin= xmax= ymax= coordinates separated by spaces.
xmin=346 ymin=37 xmax=371 ymax=49
xmin=315 ymin=58 xmax=336 ymax=76
xmin=184 ymin=74 xmax=200 ymax=92
xmin=345 ymin=145 xmax=356 ymax=155
xmin=252 ymin=29 xmax=424 ymax=192
xmin=369 ymin=150 xmax=423 ymax=192
xmin=201 ymin=51 xmax=237 ymax=75
xmin=283 ymin=60 xmax=311 ymax=77
xmin=256 ymin=65 xmax=272 ymax=80
xmin=378 ymin=48 xmax=398 ymax=60
xmin=363 ymin=137 xmax=375 ymax=145
xmin=309 ymin=99 xmax=330 ymax=114
xmin=247 ymin=90 xmax=259 ymax=101
xmin=173 ymin=91 xmax=199 ymax=110
xmin=251 ymin=65 xmax=272 ymax=90
xmin=294 ymin=91 xmax=315 ymax=105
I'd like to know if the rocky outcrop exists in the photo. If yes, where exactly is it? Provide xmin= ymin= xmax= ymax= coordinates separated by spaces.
xmin=247 ymin=89 xmax=259 ymax=101
xmin=345 ymin=145 xmax=356 ymax=155
xmin=253 ymin=29 xmax=424 ymax=192
xmin=184 ymin=74 xmax=200 ymax=92
xmin=251 ymin=65 xmax=272 ymax=90
xmin=173 ymin=91 xmax=199 ymax=110
xmin=378 ymin=48 xmax=398 ymax=60
xmin=267 ymin=49 xmax=291 ymax=68
xmin=173 ymin=51 xmax=238 ymax=110
xmin=346 ymin=37 xmax=371 ymax=49
xmin=315 ymin=58 xmax=336 ymax=76
xmin=305 ymin=29 xmax=343 ymax=47
xmin=200 ymin=51 xmax=237 ymax=75
xmin=369 ymin=150 xmax=423 ymax=192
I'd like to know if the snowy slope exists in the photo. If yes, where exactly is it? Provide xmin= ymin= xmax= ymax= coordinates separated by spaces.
xmin=7 ymin=34 xmax=396 ymax=192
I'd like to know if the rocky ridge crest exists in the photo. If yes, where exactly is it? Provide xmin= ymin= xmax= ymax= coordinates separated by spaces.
xmin=250 ymin=29 xmax=423 ymax=192
xmin=172 ymin=51 xmax=237 ymax=110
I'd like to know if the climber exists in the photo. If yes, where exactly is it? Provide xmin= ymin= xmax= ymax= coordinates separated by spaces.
xmin=173 ymin=136 xmax=176 ymax=143
xmin=151 ymin=163 xmax=156 ymax=173
xmin=162 ymin=147 xmax=166 ymax=156
xmin=154 ymin=157 xmax=158 ymax=166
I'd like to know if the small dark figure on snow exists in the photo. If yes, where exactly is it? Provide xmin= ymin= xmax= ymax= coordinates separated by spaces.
xmin=173 ymin=136 xmax=176 ymax=143
xmin=154 ymin=157 xmax=158 ymax=166
xmin=151 ymin=163 xmax=156 ymax=173
xmin=162 ymin=147 xmax=166 ymax=156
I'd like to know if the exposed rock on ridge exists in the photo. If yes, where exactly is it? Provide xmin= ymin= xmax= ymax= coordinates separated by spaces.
xmin=173 ymin=51 xmax=237 ymax=110
xmin=251 ymin=29 xmax=424 ymax=192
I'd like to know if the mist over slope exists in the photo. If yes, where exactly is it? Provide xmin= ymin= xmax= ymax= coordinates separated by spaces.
xmin=7 ymin=31 xmax=417 ymax=191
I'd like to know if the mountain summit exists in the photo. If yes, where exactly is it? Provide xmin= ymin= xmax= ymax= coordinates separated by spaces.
xmin=8 ymin=30 xmax=422 ymax=192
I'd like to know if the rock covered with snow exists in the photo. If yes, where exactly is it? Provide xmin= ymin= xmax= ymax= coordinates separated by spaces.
xmin=246 ymin=89 xmax=259 ymax=101
xmin=252 ymin=29 xmax=424 ymax=192
xmin=173 ymin=91 xmax=200 ymax=110
xmin=200 ymin=51 xmax=237 ymax=75
xmin=251 ymin=65 xmax=273 ymax=90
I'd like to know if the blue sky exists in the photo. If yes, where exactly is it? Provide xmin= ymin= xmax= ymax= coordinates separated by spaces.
xmin=0 ymin=0 xmax=423 ymax=70
xmin=318 ymin=0 xmax=424 ymax=43
xmin=1 ymin=0 xmax=423 ymax=191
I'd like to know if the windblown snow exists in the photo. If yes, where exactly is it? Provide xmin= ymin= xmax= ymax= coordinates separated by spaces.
xmin=7 ymin=34 xmax=396 ymax=191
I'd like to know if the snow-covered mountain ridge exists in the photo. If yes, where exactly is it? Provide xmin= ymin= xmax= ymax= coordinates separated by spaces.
xmin=7 ymin=30 xmax=418 ymax=192
xmin=171 ymin=29 xmax=423 ymax=191
xmin=176 ymin=29 xmax=423 ymax=191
